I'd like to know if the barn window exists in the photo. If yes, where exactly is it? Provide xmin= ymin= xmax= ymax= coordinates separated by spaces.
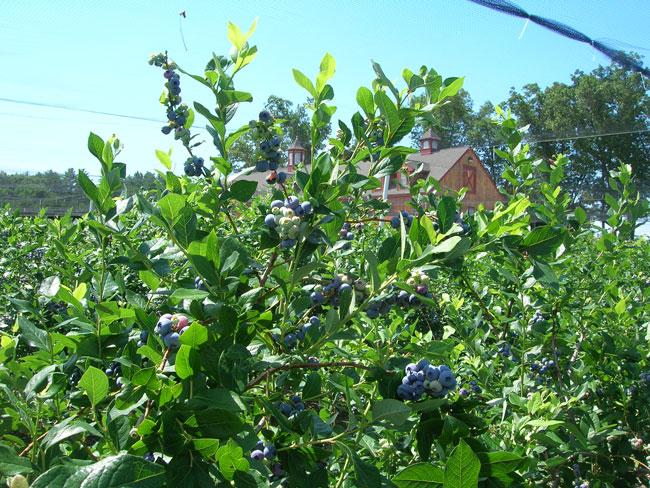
xmin=462 ymin=165 xmax=476 ymax=194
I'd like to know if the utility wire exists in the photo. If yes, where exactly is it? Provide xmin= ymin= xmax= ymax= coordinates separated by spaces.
xmin=486 ymin=127 xmax=650 ymax=148
xmin=0 ymin=97 xmax=162 ymax=123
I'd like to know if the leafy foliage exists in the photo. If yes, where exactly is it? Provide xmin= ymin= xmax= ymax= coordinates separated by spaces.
xmin=1 ymin=20 xmax=650 ymax=488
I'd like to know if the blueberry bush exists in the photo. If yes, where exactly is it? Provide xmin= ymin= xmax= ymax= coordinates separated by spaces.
xmin=2 ymin=21 xmax=650 ymax=488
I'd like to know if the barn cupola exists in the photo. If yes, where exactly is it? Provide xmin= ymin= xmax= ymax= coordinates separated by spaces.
xmin=420 ymin=129 xmax=441 ymax=155
xmin=287 ymin=138 xmax=306 ymax=170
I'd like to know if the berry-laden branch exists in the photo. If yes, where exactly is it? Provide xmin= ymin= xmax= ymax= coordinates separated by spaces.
xmin=244 ymin=361 xmax=393 ymax=391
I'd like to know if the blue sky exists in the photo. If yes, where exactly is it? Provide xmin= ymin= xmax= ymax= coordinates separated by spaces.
xmin=1 ymin=0 xmax=649 ymax=177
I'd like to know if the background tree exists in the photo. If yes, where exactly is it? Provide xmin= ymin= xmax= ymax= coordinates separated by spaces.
xmin=506 ymin=61 xmax=650 ymax=220
xmin=229 ymin=95 xmax=331 ymax=170
xmin=0 ymin=169 xmax=161 ymax=214
xmin=410 ymin=89 xmax=505 ymax=184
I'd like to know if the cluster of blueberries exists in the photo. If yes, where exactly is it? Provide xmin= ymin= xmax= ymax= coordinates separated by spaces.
xmin=366 ymin=271 xmax=433 ymax=319
xmin=27 ymin=247 xmax=47 ymax=260
xmin=498 ymin=343 xmax=512 ymax=358
xmin=264 ymin=197 xmax=312 ymax=249
xmin=250 ymin=439 xmax=277 ymax=462
xmin=149 ymin=54 xmax=188 ymax=140
xmin=69 ymin=367 xmax=82 ymax=387
xmin=397 ymin=360 xmax=458 ymax=401
xmin=390 ymin=211 xmax=414 ymax=230
xmin=154 ymin=314 xmax=189 ymax=349
xmin=45 ymin=300 xmax=67 ymax=316
xmin=338 ymin=222 xmax=362 ymax=241
xmin=531 ymin=357 xmax=555 ymax=384
xmin=249 ymin=440 xmax=286 ymax=481
xmin=640 ymin=372 xmax=650 ymax=384
xmin=273 ymin=316 xmax=321 ymax=350
xmin=184 ymin=156 xmax=207 ymax=177
xmin=459 ymin=383 xmax=482 ymax=398
xmin=278 ymin=394 xmax=307 ymax=417
xmin=250 ymin=111 xmax=283 ymax=173
xmin=528 ymin=310 xmax=545 ymax=331
xmin=338 ymin=222 xmax=363 ymax=250
xmin=136 ymin=330 xmax=149 ymax=348
xmin=631 ymin=436 xmax=645 ymax=450
xmin=105 ymin=361 xmax=122 ymax=378
xmin=310 ymin=275 xmax=368 ymax=308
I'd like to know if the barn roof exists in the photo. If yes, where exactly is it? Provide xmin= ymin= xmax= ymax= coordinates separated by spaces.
xmin=354 ymin=146 xmax=471 ymax=179
xmin=406 ymin=146 xmax=471 ymax=179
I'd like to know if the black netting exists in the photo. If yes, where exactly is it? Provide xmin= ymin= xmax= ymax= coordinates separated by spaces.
xmin=528 ymin=15 xmax=592 ymax=44
xmin=467 ymin=0 xmax=650 ymax=77
xmin=466 ymin=0 xmax=528 ymax=18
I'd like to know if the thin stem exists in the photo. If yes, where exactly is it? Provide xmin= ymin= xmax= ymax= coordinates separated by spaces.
xmin=143 ymin=347 xmax=172 ymax=420
xmin=335 ymin=455 xmax=350 ymax=488
xmin=245 ymin=361 xmax=387 ymax=391
xmin=459 ymin=272 xmax=496 ymax=331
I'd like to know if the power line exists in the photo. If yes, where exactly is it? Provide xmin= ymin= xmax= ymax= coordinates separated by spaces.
xmin=487 ymin=127 xmax=650 ymax=148
xmin=528 ymin=127 xmax=650 ymax=144
xmin=0 ymin=97 xmax=162 ymax=123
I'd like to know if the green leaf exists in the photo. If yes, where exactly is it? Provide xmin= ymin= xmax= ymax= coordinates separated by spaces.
xmin=438 ymin=77 xmax=465 ymax=102
xmin=374 ymin=90 xmax=399 ymax=133
xmin=303 ymin=371 xmax=322 ymax=400
xmin=41 ymin=418 xmax=101 ymax=451
xmin=78 ymin=366 xmax=109 ymax=407
xmin=229 ymin=180 xmax=257 ymax=202
xmin=31 ymin=465 xmax=77 ymax=488
xmin=172 ymin=206 xmax=197 ymax=248
xmin=373 ymin=155 xmax=405 ymax=178
xmin=519 ymin=226 xmax=566 ymax=256
xmin=39 ymin=276 xmax=60 ymax=297
xmin=78 ymin=170 xmax=101 ymax=209
xmin=476 ymin=451 xmax=524 ymax=478
xmin=217 ymin=90 xmax=253 ymax=107
xmin=87 ymin=132 xmax=105 ymax=162
xmin=189 ymin=409 xmax=243 ymax=439
xmin=193 ymin=438 xmax=220 ymax=457
xmin=227 ymin=21 xmax=245 ymax=50
xmin=443 ymin=439 xmax=480 ymax=488
xmin=357 ymin=86 xmax=375 ymax=117
xmin=61 ymin=453 xmax=165 ymax=488
xmin=155 ymin=149 xmax=172 ymax=170
xmin=170 ymin=289 xmax=209 ymax=301
xmin=216 ymin=439 xmax=249 ymax=481
xmin=352 ymin=455 xmax=382 ymax=488
xmin=293 ymin=68 xmax=317 ymax=99
xmin=574 ymin=206 xmax=587 ymax=225
xmin=158 ymin=193 xmax=187 ymax=225
xmin=371 ymin=59 xmax=399 ymax=100
xmin=179 ymin=323 xmax=208 ymax=349
xmin=175 ymin=345 xmax=198 ymax=379
xmin=393 ymin=463 xmax=444 ymax=487
xmin=218 ymin=344 xmax=252 ymax=394
xmin=372 ymin=399 xmax=412 ymax=426
xmin=316 ymin=53 xmax=336 ymax=94
xmin=437 ymin=196 xmax=456 ymax=233
xmin=17 ymin=316 xmax=51 ymax=353
xmin=0 ymin=443 xmax=34 ymax=476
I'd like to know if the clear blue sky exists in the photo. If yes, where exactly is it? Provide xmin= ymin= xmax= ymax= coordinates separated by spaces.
xmin=1 ymin=0 xmax=649 ymax=176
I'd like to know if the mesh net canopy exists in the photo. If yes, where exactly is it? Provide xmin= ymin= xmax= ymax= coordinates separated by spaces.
xmin=467 ymin=0 xmax=650 ymax=77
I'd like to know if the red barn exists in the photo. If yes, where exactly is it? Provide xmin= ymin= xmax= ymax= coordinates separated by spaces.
xmin=232 ymin=131 xmax=504 ymax=213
